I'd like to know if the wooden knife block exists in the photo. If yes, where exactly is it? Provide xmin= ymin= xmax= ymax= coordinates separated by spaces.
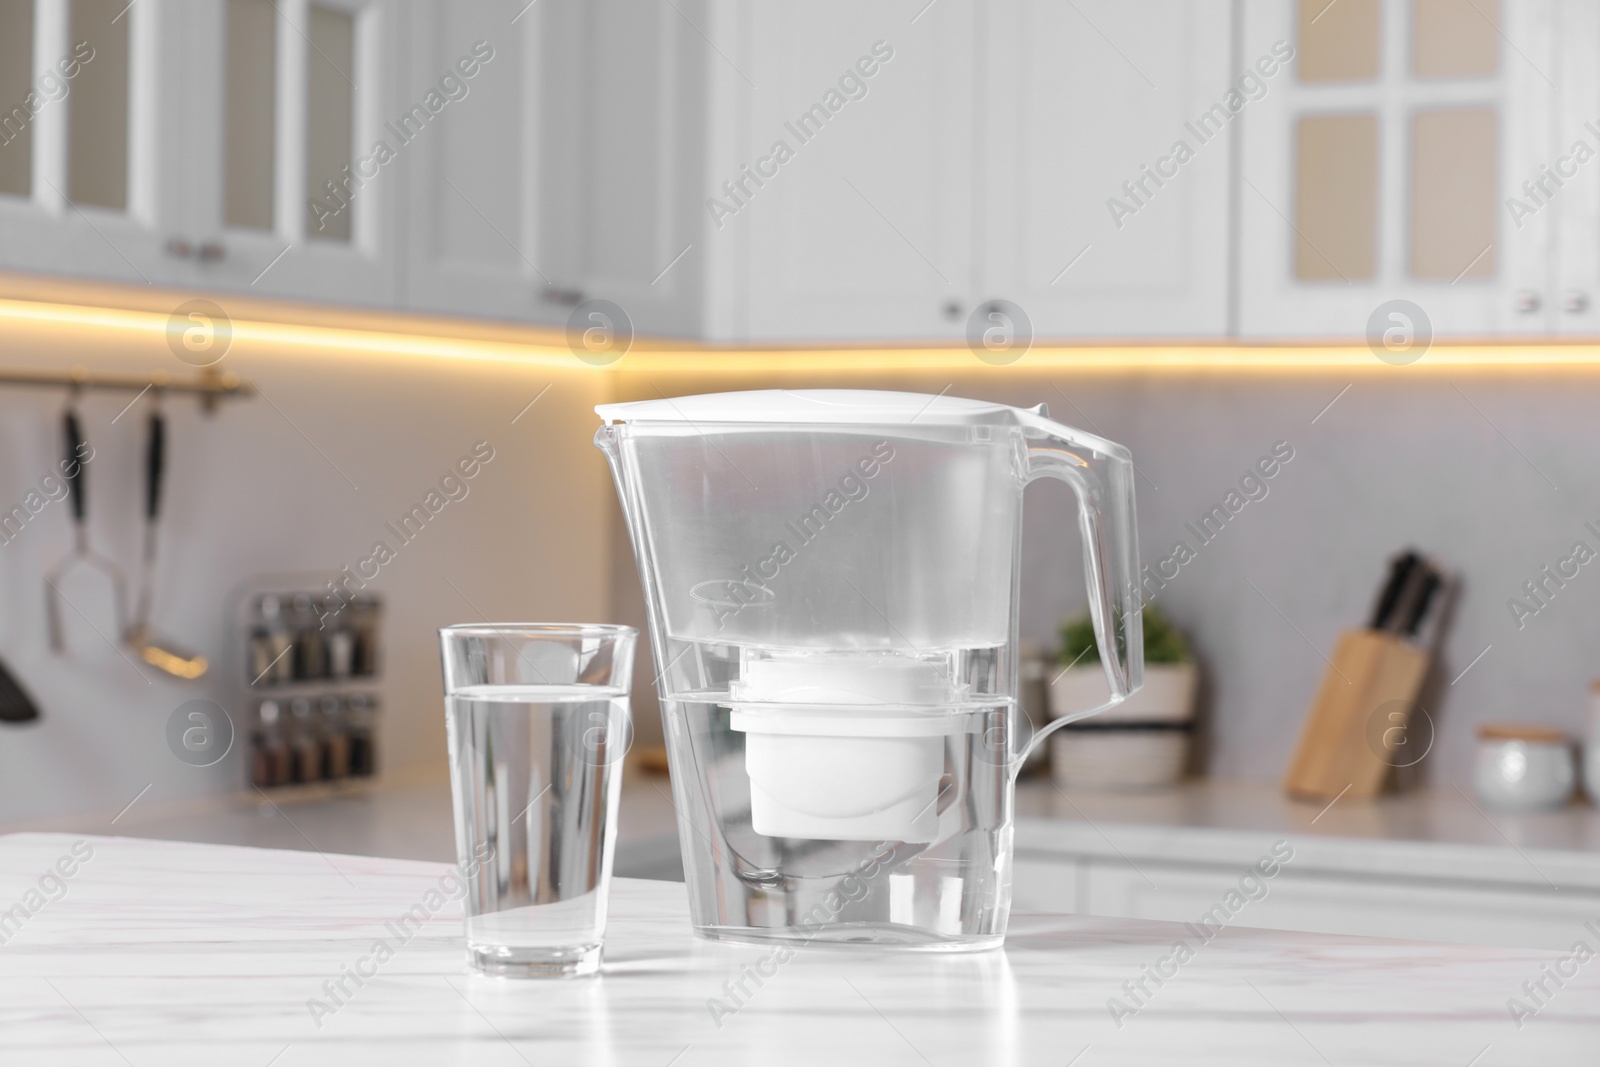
xmin=1283 ymin=629 xmax=1431 ymax=802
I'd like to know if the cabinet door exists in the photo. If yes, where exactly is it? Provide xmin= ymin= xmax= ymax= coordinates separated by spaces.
xmin=981 ymin=0 xmax=1233 ymax=339
xmin=403 ymin=0 xmax=552 ymax=323
xmin=0 ymin=0 xmax=189 ymax=286
xmin=1239 ymin=0 xmax=1555 ymax=338
xmin=1011 ymin=855 xmax=1086 ymax=914
xmin=533 ymin=0 xmax=707 ymax=338
xmin=730 ymin=1 xmax=977 ymax=342
xmin=182 ymin=0 xmax=402 ymax=306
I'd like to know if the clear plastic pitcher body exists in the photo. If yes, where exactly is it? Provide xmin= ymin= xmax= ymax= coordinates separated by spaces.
xmin=596 ymin=390 xmax=1141 ymax=950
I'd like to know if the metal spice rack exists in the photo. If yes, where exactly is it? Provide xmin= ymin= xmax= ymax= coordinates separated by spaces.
xmin=230 ymin=574 xmax=385 ymax=796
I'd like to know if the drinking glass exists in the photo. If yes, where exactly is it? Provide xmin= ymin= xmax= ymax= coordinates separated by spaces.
xmin=439 ymin=623 xmax=636 ymax=977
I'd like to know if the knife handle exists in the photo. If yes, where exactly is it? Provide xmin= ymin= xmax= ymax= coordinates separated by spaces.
xmin=1369 ymin=551 xmax=1418 ymax=630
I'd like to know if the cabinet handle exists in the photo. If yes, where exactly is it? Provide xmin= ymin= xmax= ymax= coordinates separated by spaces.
xmin=197 ymin=243 xmax=226 ymax=264
xmin=542 ymin=286 xmax=585 ymax=307
xmin=165 ymin=238 xmax=193 ymax=259
xmin=1564 ymin=290 xmax=1590 ymax=314
xmin=1513 ymin=290 xmax=1542 ymax=314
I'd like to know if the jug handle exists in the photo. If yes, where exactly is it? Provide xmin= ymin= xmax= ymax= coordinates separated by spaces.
xmin=1013 ymin=411 xmax=1144 ymax=772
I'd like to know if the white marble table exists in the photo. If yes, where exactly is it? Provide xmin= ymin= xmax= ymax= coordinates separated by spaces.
xmin=1 ymin=833 xmax=1595 ymax=1065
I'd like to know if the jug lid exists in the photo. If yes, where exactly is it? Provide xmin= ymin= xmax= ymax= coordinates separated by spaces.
xmin=596 ymin=389 xmax=1042 ymax=427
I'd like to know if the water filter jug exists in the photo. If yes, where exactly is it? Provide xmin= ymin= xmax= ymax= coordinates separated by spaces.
xmin=596 ymin=390 xmax=1142 ymax=950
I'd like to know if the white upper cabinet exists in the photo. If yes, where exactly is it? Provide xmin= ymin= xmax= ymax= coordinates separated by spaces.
xmin=185 ymin=0 xmax=403 ymax=306
xmin=981 ymin=0 xmax=1234 ymax=339
xmin=0 ymin=0 xmax=186 ymax=286
xmin=699 ymin=0 xmax=1231 ymax=342
xmin=402 ymin=0 xmax=550 ymax=323
xmin=712 ymin=1 xmax=977 ymax=342
xmin=0 ymin=0 xmax=1588 ymax=342
xmin=0 ymin=0 xmax=403 ymax=305
xmin=1239 ymin=0 xmax=1555 ymax=338
xmin=534 ymin=0 xmax=708 ymax=338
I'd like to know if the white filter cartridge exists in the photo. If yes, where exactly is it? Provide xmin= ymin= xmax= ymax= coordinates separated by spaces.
xmin=729 ymin=654 xmax=962 ymax=843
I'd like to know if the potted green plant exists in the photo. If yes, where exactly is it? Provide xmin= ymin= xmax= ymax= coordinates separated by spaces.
xmin=1048 ymin=604 xmax=1197 ymax=789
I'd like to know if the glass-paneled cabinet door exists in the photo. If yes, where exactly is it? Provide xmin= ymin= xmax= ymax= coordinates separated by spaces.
xmin=0 ymin=0 xmax=192 ymax=286
xmin=1239 ymin=0 xmax=1556 ymax=339
xmin=182 ymin=0 xmax=401 ymax=306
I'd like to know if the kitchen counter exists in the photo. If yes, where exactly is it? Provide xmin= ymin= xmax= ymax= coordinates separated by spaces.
xmin=2 ymin=832 xmax=1594 ymax=1064
xmin=3 ymin=770 xmax=685 ymax=879
xmin=1015 ymin=777 xmax=1600 ymax=891
xmin=33 ymin=771 xmax=1599 ymax=893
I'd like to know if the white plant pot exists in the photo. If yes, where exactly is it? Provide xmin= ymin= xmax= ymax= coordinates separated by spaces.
xmin=1048 ymin=662 xmax=1198 ymax=791
xmin=1048 ymin=662 xmax=1198 ymax=724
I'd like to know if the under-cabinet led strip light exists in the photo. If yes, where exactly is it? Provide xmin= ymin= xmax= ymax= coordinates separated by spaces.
xmin=0 ymin=295 xmax=1597 ymax=373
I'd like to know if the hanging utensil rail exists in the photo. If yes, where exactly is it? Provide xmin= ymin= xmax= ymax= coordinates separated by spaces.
xmin=0 ymin=366 xmax=250 ymax=412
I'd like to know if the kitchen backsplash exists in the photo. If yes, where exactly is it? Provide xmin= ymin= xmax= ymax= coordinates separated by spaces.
xmin=0 ymin=313 xmax=613 ymax=825
xmin=5 ymin=333 xmax=1592 ymax=823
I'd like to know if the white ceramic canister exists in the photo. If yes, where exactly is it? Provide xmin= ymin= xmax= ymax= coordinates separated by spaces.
xmin=1473 ymin=724 xmax=1576 ymax=813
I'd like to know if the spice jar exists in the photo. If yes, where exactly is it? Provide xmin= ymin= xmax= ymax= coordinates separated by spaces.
xmin=347 ymin=693 xmax=378 ymax=777
xmin=320 ymin=694 xmax=350 ymax=780
xmin=250 ymin=701 xmax=290 ymax=788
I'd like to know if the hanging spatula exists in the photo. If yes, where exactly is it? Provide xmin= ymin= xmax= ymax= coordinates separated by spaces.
xmin=127 ymin=403 xmax=207 ymax=679
xmin=45 ymin=403 xmax=127 ymax=653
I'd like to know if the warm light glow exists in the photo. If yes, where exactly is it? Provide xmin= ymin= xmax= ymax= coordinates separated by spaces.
xmin=1 ymin=294 xmax=1599 ymax=374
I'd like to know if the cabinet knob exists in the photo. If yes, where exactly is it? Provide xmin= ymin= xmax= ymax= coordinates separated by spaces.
xmin=542 ymin=286 xmax=585 ymax=307
xmin=1513 ymin=290 xmax=1542 ymax=314
xmin=197 ymin=243 xmax=226 ymax=264
xmin=1564 ymin=290 xmax=1590 ymax=314
xmin=941 ymin=300 xmax=963 ymax=321
xmin=165 ymin=238 xmax=193 ymax=259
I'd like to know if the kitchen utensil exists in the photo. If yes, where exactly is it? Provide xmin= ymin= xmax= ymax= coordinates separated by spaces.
xmin=1400 ymin=567 xmax=1443 ymax=638
xmin=126 ymin=405 xmax=208 ymax=679
xmin=1283 ymin=550 xmax=1450 ymax=802
xmin=1382 ymin=554 xmax=1433 ymax=636
xmin=1367 ymin=550 xmax=1418 ymax=630
xmin=0 ymin=659 xmax=42 ymax=723
xmin=439 ymin=623 xmax=637 ymax=977
xmin=596 ymin=389 xmax=1142 ymax=951
xmin=45 ymin=404 xmax=126 ymax=653
xmin=1473 ymin=724 xmax=1575 ymax=812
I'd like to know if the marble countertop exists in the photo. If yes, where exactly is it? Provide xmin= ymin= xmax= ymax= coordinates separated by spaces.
xmin=18 ymin=772 xmax=1600 ymax=892
xmin=5 ymin=771 xmax=685 ymax=878
xmin=2 ymin=832 xmax=1595 ymax=1065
